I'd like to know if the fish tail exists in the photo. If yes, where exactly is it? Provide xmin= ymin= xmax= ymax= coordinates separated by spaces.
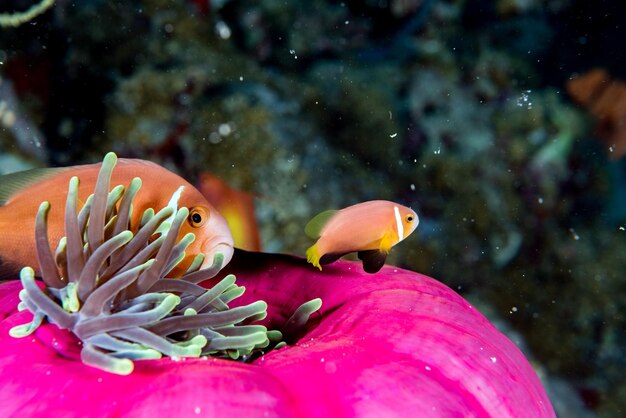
xmin=306 ymin=244 xmax=322 ymax=271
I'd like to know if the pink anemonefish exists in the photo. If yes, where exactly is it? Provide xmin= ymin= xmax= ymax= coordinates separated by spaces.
xmin=305 ymin=200 xmax=419 ymax=273
xmin=0 ymin=155 xmax=234 ymax=280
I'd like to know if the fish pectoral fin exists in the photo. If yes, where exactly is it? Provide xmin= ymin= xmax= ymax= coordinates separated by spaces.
xmin=357 ymin=250 xmax=387 ymax=274
xmin=304 ymin=209 xmax=338 ymax=239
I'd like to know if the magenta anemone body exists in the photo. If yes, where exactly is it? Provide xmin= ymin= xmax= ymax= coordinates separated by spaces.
xmin=0 ymin=251 xmax=555 ymax=417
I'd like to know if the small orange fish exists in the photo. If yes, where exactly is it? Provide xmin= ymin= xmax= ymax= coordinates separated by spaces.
xmin=0 ymin=156 xmax=234 ymax=280
xmin=305 ymin=200 xmax=419 ymax=273
xmin=196 ymin=172 xmax=261 ymax=252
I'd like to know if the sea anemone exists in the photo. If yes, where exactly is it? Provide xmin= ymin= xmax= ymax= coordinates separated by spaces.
xmin=1 ymin=153 xmax=554 ymax=416
xmin=8 ymin=153 xmax=319 ymax=375
xmin=0 ymin=252 xmax=555 ymax=416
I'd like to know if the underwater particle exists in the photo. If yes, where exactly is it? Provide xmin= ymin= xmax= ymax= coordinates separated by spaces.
xmin=410 ymin=184 xmax=416 ymax=191
xmin=619 ymin=226 xmax=625 ymax=231
xmin=490 ymin=356 xmax=497 ymax=363
xmin=510 ymin=306 xmax=518 ymax=314
xmin=390 ymin=133 xmax=398 ymax=138
xmin=209 ymin=132 xmax=222 ymax=144
xmin=289 ymin=49 xmax=298 ymax=60
xmin=569 ymin=228 xmax=580 ymax=240
xmin=516 ymin=90 xmax=533 ymax=109
xmin=218 ymin=123 xmax=233 ymax=137
xmin=215 ymin=21 xmax=231 ymax=39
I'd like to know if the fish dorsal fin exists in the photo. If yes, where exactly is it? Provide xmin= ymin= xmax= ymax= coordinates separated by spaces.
xmin=304 ymin=209 xmax=338 ymax=239
xmin=0 ymin=167 xmax=66 ymax=205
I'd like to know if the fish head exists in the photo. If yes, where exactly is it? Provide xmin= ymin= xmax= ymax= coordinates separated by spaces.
xmin=395 ymin=204 xmax=419 ymax=241
xmin=174 ymin=187 xmax=235 ymax=274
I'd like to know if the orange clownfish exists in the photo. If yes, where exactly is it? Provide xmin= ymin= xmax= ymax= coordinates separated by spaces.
xmin=0 ymin=156 xmax=234 ymax=280
xmin=305 ymin=200 xmax=419 ymax=273
xmin=196 ymin=172 xmax=261 ymax=252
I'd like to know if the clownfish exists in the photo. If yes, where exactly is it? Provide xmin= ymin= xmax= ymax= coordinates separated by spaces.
xmin=305 ymin=200 xmax=419 ymax=273
xmin=196 ymin=172 xmax=261 ymax=252
xmin=0 ymin=156 xmax=234 ymax=280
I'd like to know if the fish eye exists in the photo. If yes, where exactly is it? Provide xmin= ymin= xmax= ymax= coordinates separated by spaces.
xmin=406 ymin=215 xmax=414 ymax=223
xmin=188 ymin=207 xmax=208 ymax=228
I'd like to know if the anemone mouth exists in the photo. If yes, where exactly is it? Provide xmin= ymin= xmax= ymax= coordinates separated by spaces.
xmin=8 ymin=152 xmax=320 ymax=374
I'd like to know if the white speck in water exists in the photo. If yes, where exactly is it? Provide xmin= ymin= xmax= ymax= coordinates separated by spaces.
xmin=619 ymin=226 xmax=625 ymax=231
xmin=609 ymin=145 xmax=614 ymax=153
xmin=509 ymin=306 xmax=518 ymax=314
xmin=97 ymin=377 xmax=103 ymax=383
xmin=216 ymin=21 xmax=231 ymax=39
xmin=218 ymin=123 xmax=233 ymax=136
xmin=289 ymin=49 xmax=298 ymax=59
xmin=194 ymin=407 xmax=202 ymax=415
xmin=410 ymin=184 xmax=415 ymax=191
xmin=390 ymin=132 xmax=397 ymax=138
xmin=569 ymin=228 xmax=580 ymax=240
xmin=345 ymin=20 xmax=349 ymax=25
xmin=209 ymin=131 xmax=222 ymax=144
xmin=433 ymin=147 xmax=441 ymax=155
xmin=320 ymin=357 xmax=325 ymax=363
xmin=516 ymin=90 xmax=533 ymax=109
xmin=425 ymin=366 xmax=431 ymax=371
xmin=171 ymin=356 xmax=181 ymax=362
xmin=45 ymin=370 xmax=51 ymax=376
xmin=538 ymin=197 xmax=543 ymax=204
xmin=239 ymin=76 xmax=244 ymax=81
xmin=490 ymin=356 xmax=497 ymax=363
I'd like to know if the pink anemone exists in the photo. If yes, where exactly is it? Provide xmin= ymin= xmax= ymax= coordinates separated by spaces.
xmin=0 ymin=250 xmax=555 ymax=417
